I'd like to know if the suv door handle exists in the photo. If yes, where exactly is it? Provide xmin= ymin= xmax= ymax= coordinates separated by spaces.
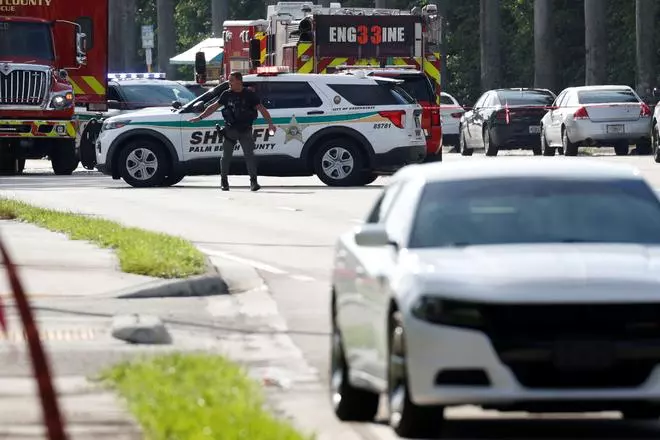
xmin=307 ymin=110 xmax=324 ymax=115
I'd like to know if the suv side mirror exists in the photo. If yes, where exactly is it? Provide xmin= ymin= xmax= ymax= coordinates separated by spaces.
xmin=76 ymin=32 xmax=87 ymax=65
xmin=172 ymin=100 xmax=182 ymax=109
xmin=192 ymin=101 xmax=205 ymax=113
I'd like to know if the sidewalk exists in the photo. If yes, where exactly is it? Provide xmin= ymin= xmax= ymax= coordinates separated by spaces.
xmin=0 ymin=220 xmax=158 ymax=297
xmin=0 ymin=220 xmax=154 ymax=439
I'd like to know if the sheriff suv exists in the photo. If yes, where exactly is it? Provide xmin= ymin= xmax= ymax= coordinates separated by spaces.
xmin=94 ymin=66 xmax=426 ymax=188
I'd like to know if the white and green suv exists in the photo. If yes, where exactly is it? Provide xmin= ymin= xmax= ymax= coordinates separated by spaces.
xmin=95 ymin=69 xmax=427 ymax=187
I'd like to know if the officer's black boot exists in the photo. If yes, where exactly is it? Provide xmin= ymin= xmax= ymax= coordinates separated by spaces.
xmin=220 ymin=176 xmax=229 ymax=191
xmin=250 ymin=177 xmax=261 ymax=192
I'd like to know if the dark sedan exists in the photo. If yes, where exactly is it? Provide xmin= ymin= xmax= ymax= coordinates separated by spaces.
xmin=458 ymin=88 xmax=556 ymax=156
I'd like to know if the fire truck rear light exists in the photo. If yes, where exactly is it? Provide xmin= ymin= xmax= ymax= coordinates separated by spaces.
xmin=256 ymin=66 xmax=290 ymax=76
xmin=378 ymin=110 xmax=405 ymax=128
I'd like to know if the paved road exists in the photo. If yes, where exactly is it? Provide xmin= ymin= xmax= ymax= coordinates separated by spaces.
xmin=3 ymin=151 xmax=660 ymax=439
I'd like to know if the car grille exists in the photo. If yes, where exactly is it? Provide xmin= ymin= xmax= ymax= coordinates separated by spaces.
xmin=480 ymin=303 xmax=660 ymax=389
xmin=0 ymin=69 xmax=48 ymax=106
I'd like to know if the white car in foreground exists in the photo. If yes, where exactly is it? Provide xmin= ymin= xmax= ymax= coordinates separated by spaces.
xmin=540 ymin=85 xmax=652 ymax=156
xmin=330 ymin=158 xmax=660 ymax=438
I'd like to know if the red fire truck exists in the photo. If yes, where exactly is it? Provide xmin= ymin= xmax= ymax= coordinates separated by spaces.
xmin=224 ymin=2 xmax=444 ymax=161
xmin=0 ymin=0 xmax=108 ymax=176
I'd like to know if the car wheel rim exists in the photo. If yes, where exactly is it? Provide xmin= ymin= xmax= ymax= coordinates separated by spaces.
xmin=330 ymin=330 xmax=344 ymax=408
xmin=389 ymin=319 xmax=406 ymax=426
xmin=126 ymin=147 xmax=158 ymax=181
xmin=322 ymin=147 xmax=354 ymax=180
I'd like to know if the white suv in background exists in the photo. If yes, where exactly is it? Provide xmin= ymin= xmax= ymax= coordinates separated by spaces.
xmin=95 ymin=67 xmax=426 ymax=188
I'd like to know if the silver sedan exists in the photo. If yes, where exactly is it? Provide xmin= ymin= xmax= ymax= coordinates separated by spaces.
xmin=540 ymin=85 xmax=653 ymax=156
xmin=330 ymin=158 xmax=660 ymax=438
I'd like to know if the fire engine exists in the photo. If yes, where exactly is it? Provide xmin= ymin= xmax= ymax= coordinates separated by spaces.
xmin=0 ymin=0 xmax=108 ymax=176
xmin=219 ymin=1 xmax=444 ymax=160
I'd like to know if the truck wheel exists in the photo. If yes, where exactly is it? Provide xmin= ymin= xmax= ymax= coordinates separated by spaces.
xmin=51 ymin=140 xmax=79 ymax=175
xmin=118 ymin=140 xmax=169 ymax=188
xmin=313 ymin=138 xmax=365 ymax=187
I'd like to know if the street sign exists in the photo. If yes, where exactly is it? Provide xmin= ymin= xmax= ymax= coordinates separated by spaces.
xmin=141 ymin=25 xmax=154 ymax=49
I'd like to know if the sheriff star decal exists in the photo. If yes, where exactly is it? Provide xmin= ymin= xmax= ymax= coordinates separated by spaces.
xmin=281 ymin=116 xmax=310 ymax=144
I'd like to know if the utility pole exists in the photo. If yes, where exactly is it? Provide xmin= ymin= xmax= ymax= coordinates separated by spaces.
xmin=584 ymin=0 xmax=607 ymax=85
xmin=480 ymin=0 xmax=500 ymax=91
xmin=533 ymin=0 xmax=554 ymax=91
xmin=211 ymin=0 xmax=229 ymax=38
xmin=157 ymin=0 xmax=176 ymax=78
xmin=636 ymin=0 xmax=656 ymax=102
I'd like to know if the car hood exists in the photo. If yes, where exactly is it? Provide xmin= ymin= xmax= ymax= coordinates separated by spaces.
xmin=400 ymin=244 xmax=660 ymax=303
xmin=105 ymin=106 xmax=175 ymax=122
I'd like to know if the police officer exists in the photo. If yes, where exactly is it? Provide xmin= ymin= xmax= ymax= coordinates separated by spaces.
xmin=190 ymin=71 xmax=276 ymax=191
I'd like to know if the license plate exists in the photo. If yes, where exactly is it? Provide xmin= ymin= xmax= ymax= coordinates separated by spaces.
xmin=607 ymin=124 xmax=625 ymax=134
xmin=553 ymin=340 xmax=614 ymax=371
xmin=528 ymin=125 xmax=541 ymax=134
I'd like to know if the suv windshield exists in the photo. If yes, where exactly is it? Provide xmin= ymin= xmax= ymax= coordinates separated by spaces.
xmin=409 ymin=177 xmax=660 ymax=248
xmin=121 ymin=83 xmax=197 ymax=106
xmin=0 ymin=21 xmax=54 ymax=61
xmin=496 ymin=90 xmax=554 ymax=106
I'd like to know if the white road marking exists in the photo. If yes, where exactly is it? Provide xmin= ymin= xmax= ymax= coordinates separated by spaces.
xmin=277 ymin=206 xmax=301 ymax=212
xmin=289 ymin=274 xmax=316 ymax=282
xmin=198 ymin=247 xmax=289 ymax=275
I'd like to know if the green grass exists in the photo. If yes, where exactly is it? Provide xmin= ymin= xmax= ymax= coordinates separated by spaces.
xmin=0 ymin=198 xmax=206 ymax=279
xmin=99 ymin=353 xmax=313 ymax=440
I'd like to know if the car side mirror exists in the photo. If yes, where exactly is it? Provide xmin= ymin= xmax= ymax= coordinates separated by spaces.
xmin=354 ymin=225 xmax=393 ymax=247
xmin=192 ymin=101 xmax=205 ymax=113
xmin=172 ymin=100 xmax=182 ymax=109
xmin=107 ymin=99 xmax=122 ymax=110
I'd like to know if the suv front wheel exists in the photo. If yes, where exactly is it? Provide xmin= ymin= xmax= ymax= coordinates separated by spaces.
xmin=313 ymin=138 xmax=366 ymax=187
xmin=118 ymin=139 xmax=169 ymax=187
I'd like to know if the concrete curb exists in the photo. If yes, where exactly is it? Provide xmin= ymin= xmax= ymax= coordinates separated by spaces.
xmin=115 ymin=256 xmax=229 ymax=299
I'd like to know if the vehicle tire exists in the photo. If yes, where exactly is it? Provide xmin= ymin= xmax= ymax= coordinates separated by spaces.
xmin=159 ymin=173 xmax=185 ymax=187
xmin=50 ymin=139 xmax=79 ymax=175
xmin=459 ymin=130 xmax=473 ymax=156
xmin=118 ymin=139 xmax=170 ymax=188
xmin=562 ymin=128 xmax=579 ymax=156
xmin=614 ymin=141 xmax=629 ymax=156
xmin=313 ymin=138 xmax=365 ymax=187
xmin=483 ymin=127 xmax=498 ymax=156
xmin=541 ymin=127 xmax=555 ymax=156
xmin=388 ymin=310 xmax=444 ymax=438
xmin=635 ymin=139 xmax=653 ymax=156
xmin=654 ymin=125 xmax=660 ymax=163
xmin=330 ymin=303 xmax=380 ymax=421
xmin=358 ymin=172 xmax=378 ymax=185
xmin=0 ymin=152 xmax=25 ymax=176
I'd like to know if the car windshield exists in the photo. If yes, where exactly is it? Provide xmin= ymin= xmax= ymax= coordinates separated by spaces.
xmin=578 ymin=89 xmax=639 ymax=104
xmin=409 ymin=177 xmax=660 ymax=248
xmin=0 ymin=21 xmax=54 ymax=61
xmin=121 ymin=83 xmax=197 ymax=107
xmin=496 ymin=90 xmax=554 ymax=106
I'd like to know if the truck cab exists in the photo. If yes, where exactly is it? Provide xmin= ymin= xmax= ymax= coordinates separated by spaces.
xmin=1 ymin=1 xmax=107 ymax=176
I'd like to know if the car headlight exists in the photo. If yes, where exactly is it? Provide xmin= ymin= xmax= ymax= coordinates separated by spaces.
xmin=102 ymin=119 xmax=131 ymax=131
xmin=50 ymin=92 xmax=74 ymax=109
xmin=411 ymin=296 xmax=484 ymax=328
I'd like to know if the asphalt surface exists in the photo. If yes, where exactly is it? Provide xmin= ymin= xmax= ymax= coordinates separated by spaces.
xmin=3 ymin=149 xmax=660 ymax=439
